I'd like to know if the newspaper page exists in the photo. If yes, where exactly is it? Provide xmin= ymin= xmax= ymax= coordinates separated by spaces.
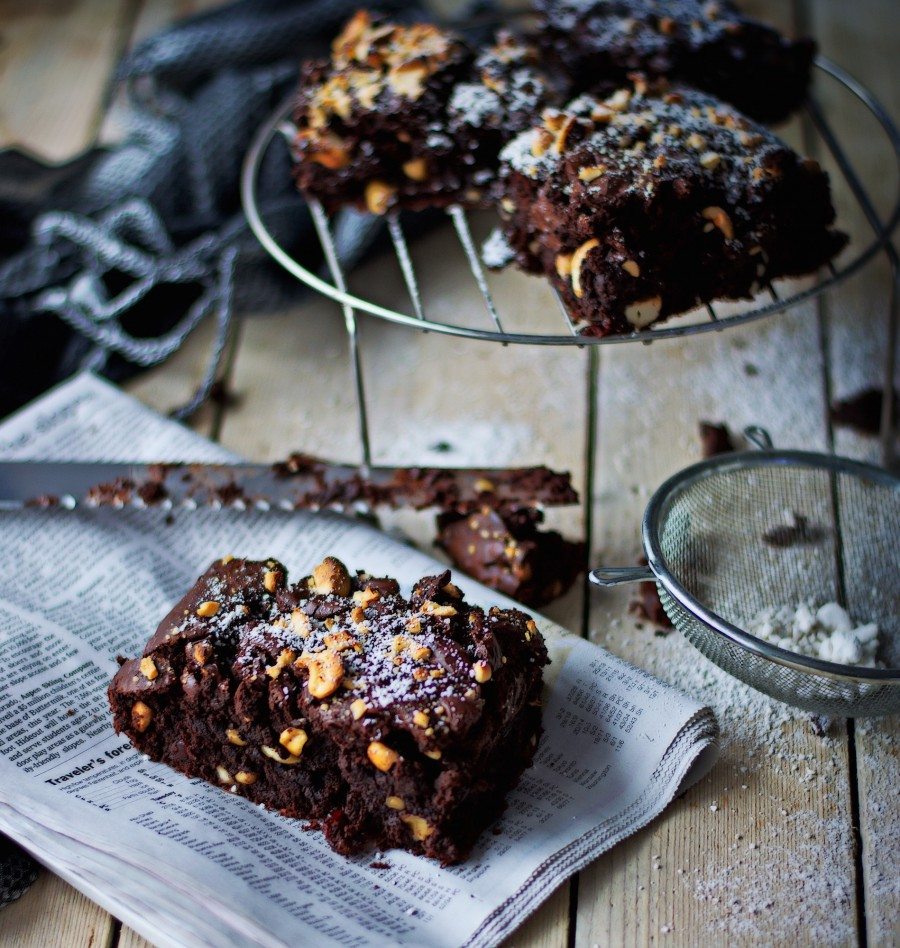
xmin=0 ymin=373 xmax=718 ymax=947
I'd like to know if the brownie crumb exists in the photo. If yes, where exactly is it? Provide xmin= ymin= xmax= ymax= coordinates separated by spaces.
xmin=630 ymin=560 xmax=673 ymax=630
xmin=369 ymin=861 xmax=391 ymax=870
xmin=25 ymin=494 xmax=60 ymax=508
xmin=830 ymin=388 xmax=896 ymax=436
xmin=137 ymin=480 xmax=168 ymax=505
xmin=209 ymin=380 xmax=242 ymax=409
xmin=698 ymin=421 xmax=736 ymax=458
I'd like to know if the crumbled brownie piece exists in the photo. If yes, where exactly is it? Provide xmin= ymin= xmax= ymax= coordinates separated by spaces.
xmin=534 ymin=0 xmax=815 ymax=123
xmin=291 ymin=13 xmax=559 ymax=214
xmin=491 ymin=79 xmax=846 ymax=335
xmin=109 ymin=555 xmax=548 ymax=865
xmin=830 ymin=388 xmax=896 ymax=436
xmin=437 ymin=506 xmax=585 ymax=607
xmin=629 ymin=558 xmax=673 ymax=630
xmin=271 ymin=455 xmax=579 ymax=514
xmin=698 ymin=420 xmax=736 ymax=457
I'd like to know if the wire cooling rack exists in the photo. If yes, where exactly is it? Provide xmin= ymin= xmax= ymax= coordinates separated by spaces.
xmin=242 ymin=57 xmax=900 ymax=464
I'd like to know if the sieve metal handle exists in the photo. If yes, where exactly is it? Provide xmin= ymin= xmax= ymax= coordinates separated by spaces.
xmin=744 ymin=425 xmax=774 ymax=450
xmin=589 ymin=566 xmax=654 ymax=587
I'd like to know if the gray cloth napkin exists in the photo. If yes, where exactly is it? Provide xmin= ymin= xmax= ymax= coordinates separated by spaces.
xmin=0 ymin=835 xmax=38 ymax=909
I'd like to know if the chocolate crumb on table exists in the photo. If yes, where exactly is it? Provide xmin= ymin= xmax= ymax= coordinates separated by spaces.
xmin=291 ymin=12 xmax=560 ymax=214
xmin=437 ymin=506 xmax=585 ymax=607
xmin=829 ymin=387 xmax=897 ymax=436
xmin=533 ymin=0 xmax=815 ymax=124
xmin=490 ymin=78 xmax=846 ymax=336
xmin=109 ymin=555 xmax=548 ymax=864
xmin=630 ymin=558 xmax=673 ymax=631
xmin=698 ymin=420 xmax=736 ymax=457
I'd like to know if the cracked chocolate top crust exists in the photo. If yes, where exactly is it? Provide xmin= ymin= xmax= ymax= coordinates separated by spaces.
xmin=534 ymin=0 xmax=815 ymax=123
xmin=290 ymin=12 xmax=560 ymax=213
xmin=491 ymin=78 xmax=846 ymax=335
xmin=109 ymin=555 xmax=548 ymax=863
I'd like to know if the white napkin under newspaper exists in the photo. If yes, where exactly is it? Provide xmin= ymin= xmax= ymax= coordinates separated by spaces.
xmin=0 ymin=374 xmax=718 ymax=948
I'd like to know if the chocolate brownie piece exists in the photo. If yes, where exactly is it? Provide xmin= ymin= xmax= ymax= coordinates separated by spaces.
xmin=534 ymin=0 xmax=815 ymax=123
xmin=444 ymin=31 xmax=565 ymax=204
xmin=437 ymin=506 xmax=585 ymax=607
xmin=109 ymin=555 xmax=548 ymax=864
xmin=491 ymin=79 xmax=846 ymax=336
xmin=291 ymin=13 xmax=559 ymax=214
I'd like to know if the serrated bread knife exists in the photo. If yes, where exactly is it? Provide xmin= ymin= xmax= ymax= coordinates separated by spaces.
xmin=0 ymin=457 xmax=578 ymax=514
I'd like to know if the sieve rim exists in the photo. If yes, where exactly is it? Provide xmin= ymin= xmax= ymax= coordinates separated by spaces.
xmin=642 ymin=449 xmax=900 ymax=684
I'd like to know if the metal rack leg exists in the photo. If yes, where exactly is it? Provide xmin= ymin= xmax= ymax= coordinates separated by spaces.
xmin=346 ymin=315 xmax=373 ymax=472
xmin=883 ymin=257 xmax=898 ymax=470
xmin=308 ymin=202 xmax=373 ymax=470
xmin=581 ymin=345 xmax=600 ymax=637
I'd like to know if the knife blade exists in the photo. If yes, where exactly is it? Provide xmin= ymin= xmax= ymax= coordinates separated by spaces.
xmin=0 ymin=455 xmax=578 ymax=513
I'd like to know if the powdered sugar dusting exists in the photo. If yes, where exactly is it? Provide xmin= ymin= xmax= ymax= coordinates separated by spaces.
xmin=448 ymin=83 xmax=503 ymax=126
xmin=746 ymin=600 xmax=881 ymax=667
xmin=481 ymin=228 xmax=515 ymax=269
xmin=594 ymin=622 xmax=858 ymax=942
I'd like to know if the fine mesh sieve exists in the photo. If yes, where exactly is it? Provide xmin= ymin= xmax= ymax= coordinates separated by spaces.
xmin=591 ymin=437 xmax=900 ymax=717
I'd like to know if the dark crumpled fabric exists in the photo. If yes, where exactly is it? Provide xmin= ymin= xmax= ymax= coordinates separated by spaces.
xmin=0 ymin=836 xmax=38 ymax=910
xmin=0 ymin=0 xmax=497 ymax=908
xmin=0 ymin=0 xmax=424 ymax=421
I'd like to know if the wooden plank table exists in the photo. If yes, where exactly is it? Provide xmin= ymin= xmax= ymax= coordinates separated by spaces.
xmin=0 ymin=1 xmax=896 ymax=945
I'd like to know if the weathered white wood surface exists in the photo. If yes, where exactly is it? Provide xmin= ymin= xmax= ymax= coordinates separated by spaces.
xmin=807 ymin=2 xmax=900 ymax=944
xmin=0 ymin=0 xmax=895 ymax=945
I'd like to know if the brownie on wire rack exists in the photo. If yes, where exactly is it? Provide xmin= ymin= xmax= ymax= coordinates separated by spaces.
xmin=109 ymin=555 xmax=548 ymax=864
xmin=290 ymin=12 xmax=561 ymax=214
xmin=533 ymin=0 xmax=815 ymax=124
xmin=489 ymin=78 xmax=847 ymax=337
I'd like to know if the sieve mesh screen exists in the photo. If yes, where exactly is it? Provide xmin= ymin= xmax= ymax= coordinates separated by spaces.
xmin=650 ymin=457 xmax=900 ymax=717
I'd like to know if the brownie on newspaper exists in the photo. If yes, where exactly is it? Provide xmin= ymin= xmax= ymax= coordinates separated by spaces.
xmin=290 ymin=11 xmax=560 ymax=214
xmin=109 ymin=555 xmax=548 ymax=864
xmin=533 ymin=0 xmax=815 ymax=124
xmin=489 ymin=78 xmax=846 ymax=336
